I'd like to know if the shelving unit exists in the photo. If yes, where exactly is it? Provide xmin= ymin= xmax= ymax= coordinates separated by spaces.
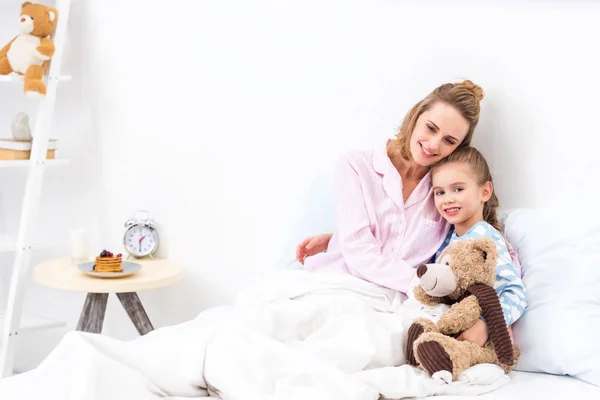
xmin=0 ymin=241 xmax=52 ymax=253
xmin=0 ymin=313 xmax=64 ymax=336
xmin=0 ymin=0 xmax=72 ymax=378
xmin=0 ymin=75 xmax=71 ymax=82
xmin=0 ymin=159 xmax=70 ymax=167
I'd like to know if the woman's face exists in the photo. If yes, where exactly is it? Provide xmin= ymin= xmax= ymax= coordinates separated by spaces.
xmin=409 ymin=102 xmax=470 ymax=167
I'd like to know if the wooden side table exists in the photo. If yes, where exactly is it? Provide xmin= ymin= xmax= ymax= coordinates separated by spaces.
xmin=33 ymin=257 xmax=182 ymax=335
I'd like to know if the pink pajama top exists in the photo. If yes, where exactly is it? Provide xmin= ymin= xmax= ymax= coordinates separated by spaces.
xmin=303 ymin=140 xmax=451 ymax=294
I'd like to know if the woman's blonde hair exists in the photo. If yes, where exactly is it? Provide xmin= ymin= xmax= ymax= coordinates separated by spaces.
xmin=431 ymin=146 xmax=502 ymax=233
xmin=391 ymin=80 xmax=485 ymax=160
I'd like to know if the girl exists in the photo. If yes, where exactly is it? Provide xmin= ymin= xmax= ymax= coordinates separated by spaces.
xmin=428 ymin=146 xmax=528 ymax=346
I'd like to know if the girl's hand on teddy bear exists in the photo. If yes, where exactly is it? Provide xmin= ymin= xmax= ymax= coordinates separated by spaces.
xmin=507 ymin=325 xmax=514 ymax=345
xmin=457 ymin=318 xmax=489 ymax=347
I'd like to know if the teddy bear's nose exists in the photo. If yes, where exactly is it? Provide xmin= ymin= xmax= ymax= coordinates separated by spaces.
xmin=20 ymin=17 xmax=25 ymax=22
xmin=416 ymin=264 xmax=427 ymax=278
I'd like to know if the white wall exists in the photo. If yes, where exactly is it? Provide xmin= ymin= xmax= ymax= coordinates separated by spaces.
xmin=1 ymin=0 xmax=599 ymax=371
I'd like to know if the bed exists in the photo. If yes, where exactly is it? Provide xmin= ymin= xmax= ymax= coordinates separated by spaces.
xmin=0 ymin=207 xmax=597 ymax=399
xmin=1 ymin=370 xmax=598 ymax=399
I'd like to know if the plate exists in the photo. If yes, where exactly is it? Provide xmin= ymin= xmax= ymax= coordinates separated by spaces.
xmin=78 ymin=261 xmax=142 ymax=279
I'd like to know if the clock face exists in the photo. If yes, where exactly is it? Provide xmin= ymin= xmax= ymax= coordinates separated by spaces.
xmin=123 ymin=224 xmax=159 ymax=257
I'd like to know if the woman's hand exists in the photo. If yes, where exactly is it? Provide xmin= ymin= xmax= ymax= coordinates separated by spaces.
xmin=457 ymin=318 xmax=489 ymax=347
xmin=295 ymin=233 xmax=333 ymax=264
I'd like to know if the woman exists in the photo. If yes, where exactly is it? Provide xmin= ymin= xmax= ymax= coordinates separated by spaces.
xmin=296 ymin=80 xmax=519 ymax=344
xmin=296 ymin=80 xmax=484 ymax=295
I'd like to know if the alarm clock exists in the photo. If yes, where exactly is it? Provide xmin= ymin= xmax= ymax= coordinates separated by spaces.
xmin=123 ymin=210 xmax=159 ymax=259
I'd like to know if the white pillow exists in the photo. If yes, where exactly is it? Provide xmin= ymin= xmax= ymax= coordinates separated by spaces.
xmin=501 ymin=208 xmax=600 ymax=387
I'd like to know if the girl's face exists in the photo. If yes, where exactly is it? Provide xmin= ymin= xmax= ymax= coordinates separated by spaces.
xmin=409 ymin=102 xmax=470 ymax=167
xmin=431 ymin=162 xmax=492 ymax=228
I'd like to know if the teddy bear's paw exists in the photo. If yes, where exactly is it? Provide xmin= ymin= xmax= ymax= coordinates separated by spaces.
xmin=34 ymin=50 xmax=52 ymax=61
xmin=432 ymin=370 xmax=453 ymax=384
xmin=416 ymin=340 xmax=453 ymax=378
xmin=498 ymin=346 xmax=520 ymax=374
xmin=406 ymin=323 xmax=425 ymax=366
xmin=414 ymin=318 xmax=437 ymax=332
xmin=406 ymin=319 xmax=438 ymax=366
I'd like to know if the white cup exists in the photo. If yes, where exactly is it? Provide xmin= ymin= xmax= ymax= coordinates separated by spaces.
xmin=70 ymin=228 xmax=89 ymax=261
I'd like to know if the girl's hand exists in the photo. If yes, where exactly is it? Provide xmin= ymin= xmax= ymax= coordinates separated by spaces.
xmin=457 ymin=318 xmax=489 ymax=347
xmin=295 ymin=233 xmax=333 ymax=264
xmin=457 ymin=320 xmax=515 ymax=347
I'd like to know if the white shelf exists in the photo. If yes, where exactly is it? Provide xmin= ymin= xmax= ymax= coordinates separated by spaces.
xmin=0 ymin=159 xmax=70 ymax=168
xmin=0 ymin=237 xmax=57 ymax=253
xmin=0 ymin=75 xmax=71 ymax=82
xmin=0 ymin=312 xmax=65 ymax=335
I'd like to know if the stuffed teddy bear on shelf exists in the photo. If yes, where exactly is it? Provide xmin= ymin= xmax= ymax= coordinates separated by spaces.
xmin=404 ymin=237 xmax=519 ymax=382
xmin=0 ymin=2 xmax=59 ymax=97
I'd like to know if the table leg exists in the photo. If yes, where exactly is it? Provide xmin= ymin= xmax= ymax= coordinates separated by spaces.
xmin=116 ymin=292 xmax=154 ymax=335
xmin=76 ymin=293 xmax=108 ymax=333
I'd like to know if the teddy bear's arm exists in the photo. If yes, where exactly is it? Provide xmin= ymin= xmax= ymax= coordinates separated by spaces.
xmin=413 ymin=285 xmax=442 ymax=306
xmin=35 ymin=38 xmax=55 ymax=61
xmin=436 ymin=295 xmax=482 ymax=335
xmin=0 ymin=36 xmax=18 ymax=58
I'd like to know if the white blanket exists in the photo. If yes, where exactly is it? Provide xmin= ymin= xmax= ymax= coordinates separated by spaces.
xmin=0 ymin=270 xmax=510 ymax=399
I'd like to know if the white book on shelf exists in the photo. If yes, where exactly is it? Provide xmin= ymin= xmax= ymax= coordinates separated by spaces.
xmin=0 ymin=139 xmax=58 ymax=151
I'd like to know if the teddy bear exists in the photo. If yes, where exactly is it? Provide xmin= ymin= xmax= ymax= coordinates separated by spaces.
xmin=404 ymin=237 xmax=519 ymax=381
xmin=0 ymin=2 xmax=59 ymax=97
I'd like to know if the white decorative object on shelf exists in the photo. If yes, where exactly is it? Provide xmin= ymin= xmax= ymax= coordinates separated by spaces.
xmin=1 ymin=114 xmax=59 ymax=161
xmin=10 ymin=112 xmax=32 ymax=141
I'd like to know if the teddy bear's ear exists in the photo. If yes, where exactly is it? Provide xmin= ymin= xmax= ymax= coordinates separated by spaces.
xmin=48 ymin=10 xmax=56 ymax=22
xmin=22 ymin=2 xmax=32 ymax=8
xmin=472 ymin=237 xmax=498 ymax=265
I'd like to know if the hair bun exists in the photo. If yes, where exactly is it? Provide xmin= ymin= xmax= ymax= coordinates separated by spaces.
xmin=457 ymin=80 xmax=485 ymax=101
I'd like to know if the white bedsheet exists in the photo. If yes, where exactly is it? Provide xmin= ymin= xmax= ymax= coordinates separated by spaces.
xmin=0 ymin=270 xmax=513 ymax=400
xmin=428 ymin=370 xmax=600 ymax=399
